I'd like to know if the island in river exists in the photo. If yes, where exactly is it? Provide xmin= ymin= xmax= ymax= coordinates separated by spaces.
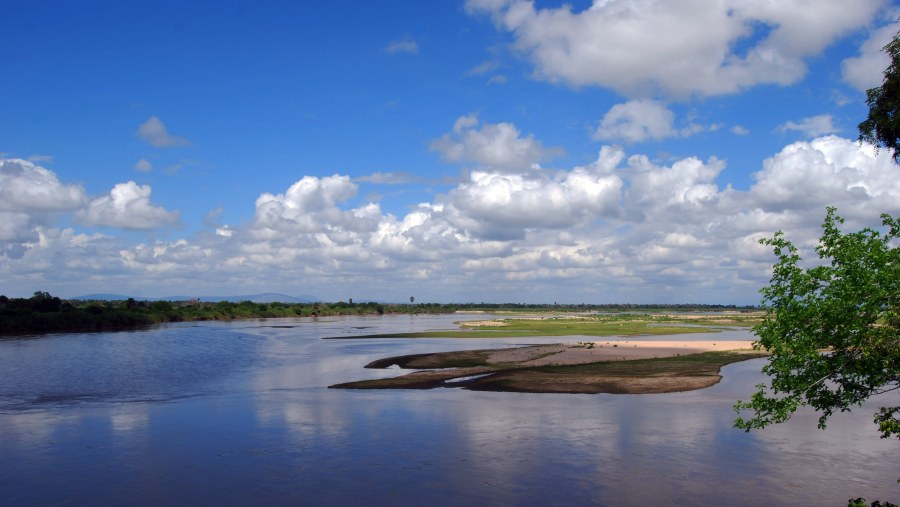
xmin=331 ymin=339 xmax=767 ymax=394
xmin=330 ymin=312 xmax=768 ymax=394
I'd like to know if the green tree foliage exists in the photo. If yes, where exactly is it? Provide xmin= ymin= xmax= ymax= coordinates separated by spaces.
xmin=31 ymin=291 xmax=62 ymax=312
xmin=735 ymin=208 xmax=900 ymax=440
xmin=849 ymin=498 xmax=898 ymax=507
xmin=858 ymin=28 xmax=900 ymax=162
xmin=1 ymin=295 xmax=759 ymax=336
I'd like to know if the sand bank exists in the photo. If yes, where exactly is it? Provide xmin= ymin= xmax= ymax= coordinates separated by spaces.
xmin=487 ymin=340 xmax=757 ymax=366
xmin=331 ymin=340 xmax=765 ymax=394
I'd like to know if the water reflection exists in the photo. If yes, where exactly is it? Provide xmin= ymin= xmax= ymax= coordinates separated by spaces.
xmin=0 ymin=315 xmax=897 ymax=506
xmin=109 ymin=404 xmax=150 ymax=433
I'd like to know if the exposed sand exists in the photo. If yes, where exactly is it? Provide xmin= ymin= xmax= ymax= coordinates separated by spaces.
xmin=487 ymin=340 xmax=756 ymax=366
xmin=459 ymin=320 xmax=510 ymax=327
xmin=332 ymin=339 xmax=764 ymax=393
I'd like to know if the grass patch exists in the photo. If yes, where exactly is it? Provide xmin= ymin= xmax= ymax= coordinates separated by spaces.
xmin=468 ymin=313 xmax=761 ymax=333
xmin=323 ymin=330 xmax=522 ymax=339
xmin=472 ymin=318 xmax=712 ymax=337
xmin=324 ymin=312 xmax=761 ymax=340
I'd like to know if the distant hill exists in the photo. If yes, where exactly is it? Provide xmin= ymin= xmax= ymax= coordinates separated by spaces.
xmin=192 ymin=293 xmax=320 ymax=303
xmin=72 ymin=293 xmax=319 ymax=303
xmin=71 ymin=293 xmax=134 ymax=301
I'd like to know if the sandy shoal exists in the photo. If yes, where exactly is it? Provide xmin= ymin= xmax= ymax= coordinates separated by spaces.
xmin=486 ymin=340 xmax=756 ymax=367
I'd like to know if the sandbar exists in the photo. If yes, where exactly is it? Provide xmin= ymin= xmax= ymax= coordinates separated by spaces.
xmin=331 ymin=339 xmax=765 ymax=394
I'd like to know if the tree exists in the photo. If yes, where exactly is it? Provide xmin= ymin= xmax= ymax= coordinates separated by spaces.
xmin=734 ymin=208 xmax=899 ymax=440
xmin=858 ymin=27 xmax=900 ymax=162
xmin=31 ymin=291 xmax=61 ymax=312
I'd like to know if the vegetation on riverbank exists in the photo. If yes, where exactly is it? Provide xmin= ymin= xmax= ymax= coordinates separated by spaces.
xmin=325 ymin=312 xmax=762 ymax=340
xmin=0 ymin=291 xmax=759 ymax=335
xmin=0 ymin=292 xmax=396 ymax=335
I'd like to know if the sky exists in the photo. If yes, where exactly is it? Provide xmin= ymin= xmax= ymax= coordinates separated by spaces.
xmin=1 ymin=0 xmax=899 ymax=304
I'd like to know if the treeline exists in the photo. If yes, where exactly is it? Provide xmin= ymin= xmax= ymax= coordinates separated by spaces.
xmin=0 ymin=292 xmax=759 ymax=335
xmin=0 ymin=292 xmax=397 ymax=335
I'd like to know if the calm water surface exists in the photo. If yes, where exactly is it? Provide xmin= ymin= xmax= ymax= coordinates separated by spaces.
xmin=0 ymin=314 xmax=897 ymax=506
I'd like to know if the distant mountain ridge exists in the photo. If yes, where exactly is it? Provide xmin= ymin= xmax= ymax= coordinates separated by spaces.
xmin=72 ymin=292 xmax=319 ymax=303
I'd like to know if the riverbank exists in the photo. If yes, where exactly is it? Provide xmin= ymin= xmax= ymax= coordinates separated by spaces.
xmin=331 ymin=340 xmax=767 ymax=394
xmin=323 ymin=312 xmax=763 ymax=340
xmin=1 ymin=293 xmax=760 ymax=336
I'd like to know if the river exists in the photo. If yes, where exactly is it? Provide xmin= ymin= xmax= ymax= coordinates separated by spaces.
xmin=0 ymin=314 xmax=897 ymax=505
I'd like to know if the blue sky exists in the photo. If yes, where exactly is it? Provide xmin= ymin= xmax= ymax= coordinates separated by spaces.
xmin=2 ymin=0 xmax=899 ymax=303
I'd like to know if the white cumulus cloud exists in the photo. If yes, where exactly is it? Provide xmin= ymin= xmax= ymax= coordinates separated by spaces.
xmin=75 ymin=182 xmax=180 ymax=230
xmin=842 ymin=20 xmax=900 ymax=92
xmin=0 ymin=159 xmax=89 ymax=255
xmin=593 ymin=100 xmax=706 ymax=143
xmin=0 ymin=159 xmax=87 ymax=212
xmin=430 ymin=115 xmax=560 ymax=172
xmin=750 ymin=135 xmax=900 ymax=216
xmin=465 ymin=0 xmax=884 ymax=98
xmin=445 ymin=160 xmax=623 ymax=239
xmin=0 ymin=212 xmax=37 ymax=244
xmin=3 ymin=132 xmax=899 ymax=304
xmin=252 ymin=174 xmax=381 ymax=236
xmin=621 ymin=154 xmax=727 ymax=228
